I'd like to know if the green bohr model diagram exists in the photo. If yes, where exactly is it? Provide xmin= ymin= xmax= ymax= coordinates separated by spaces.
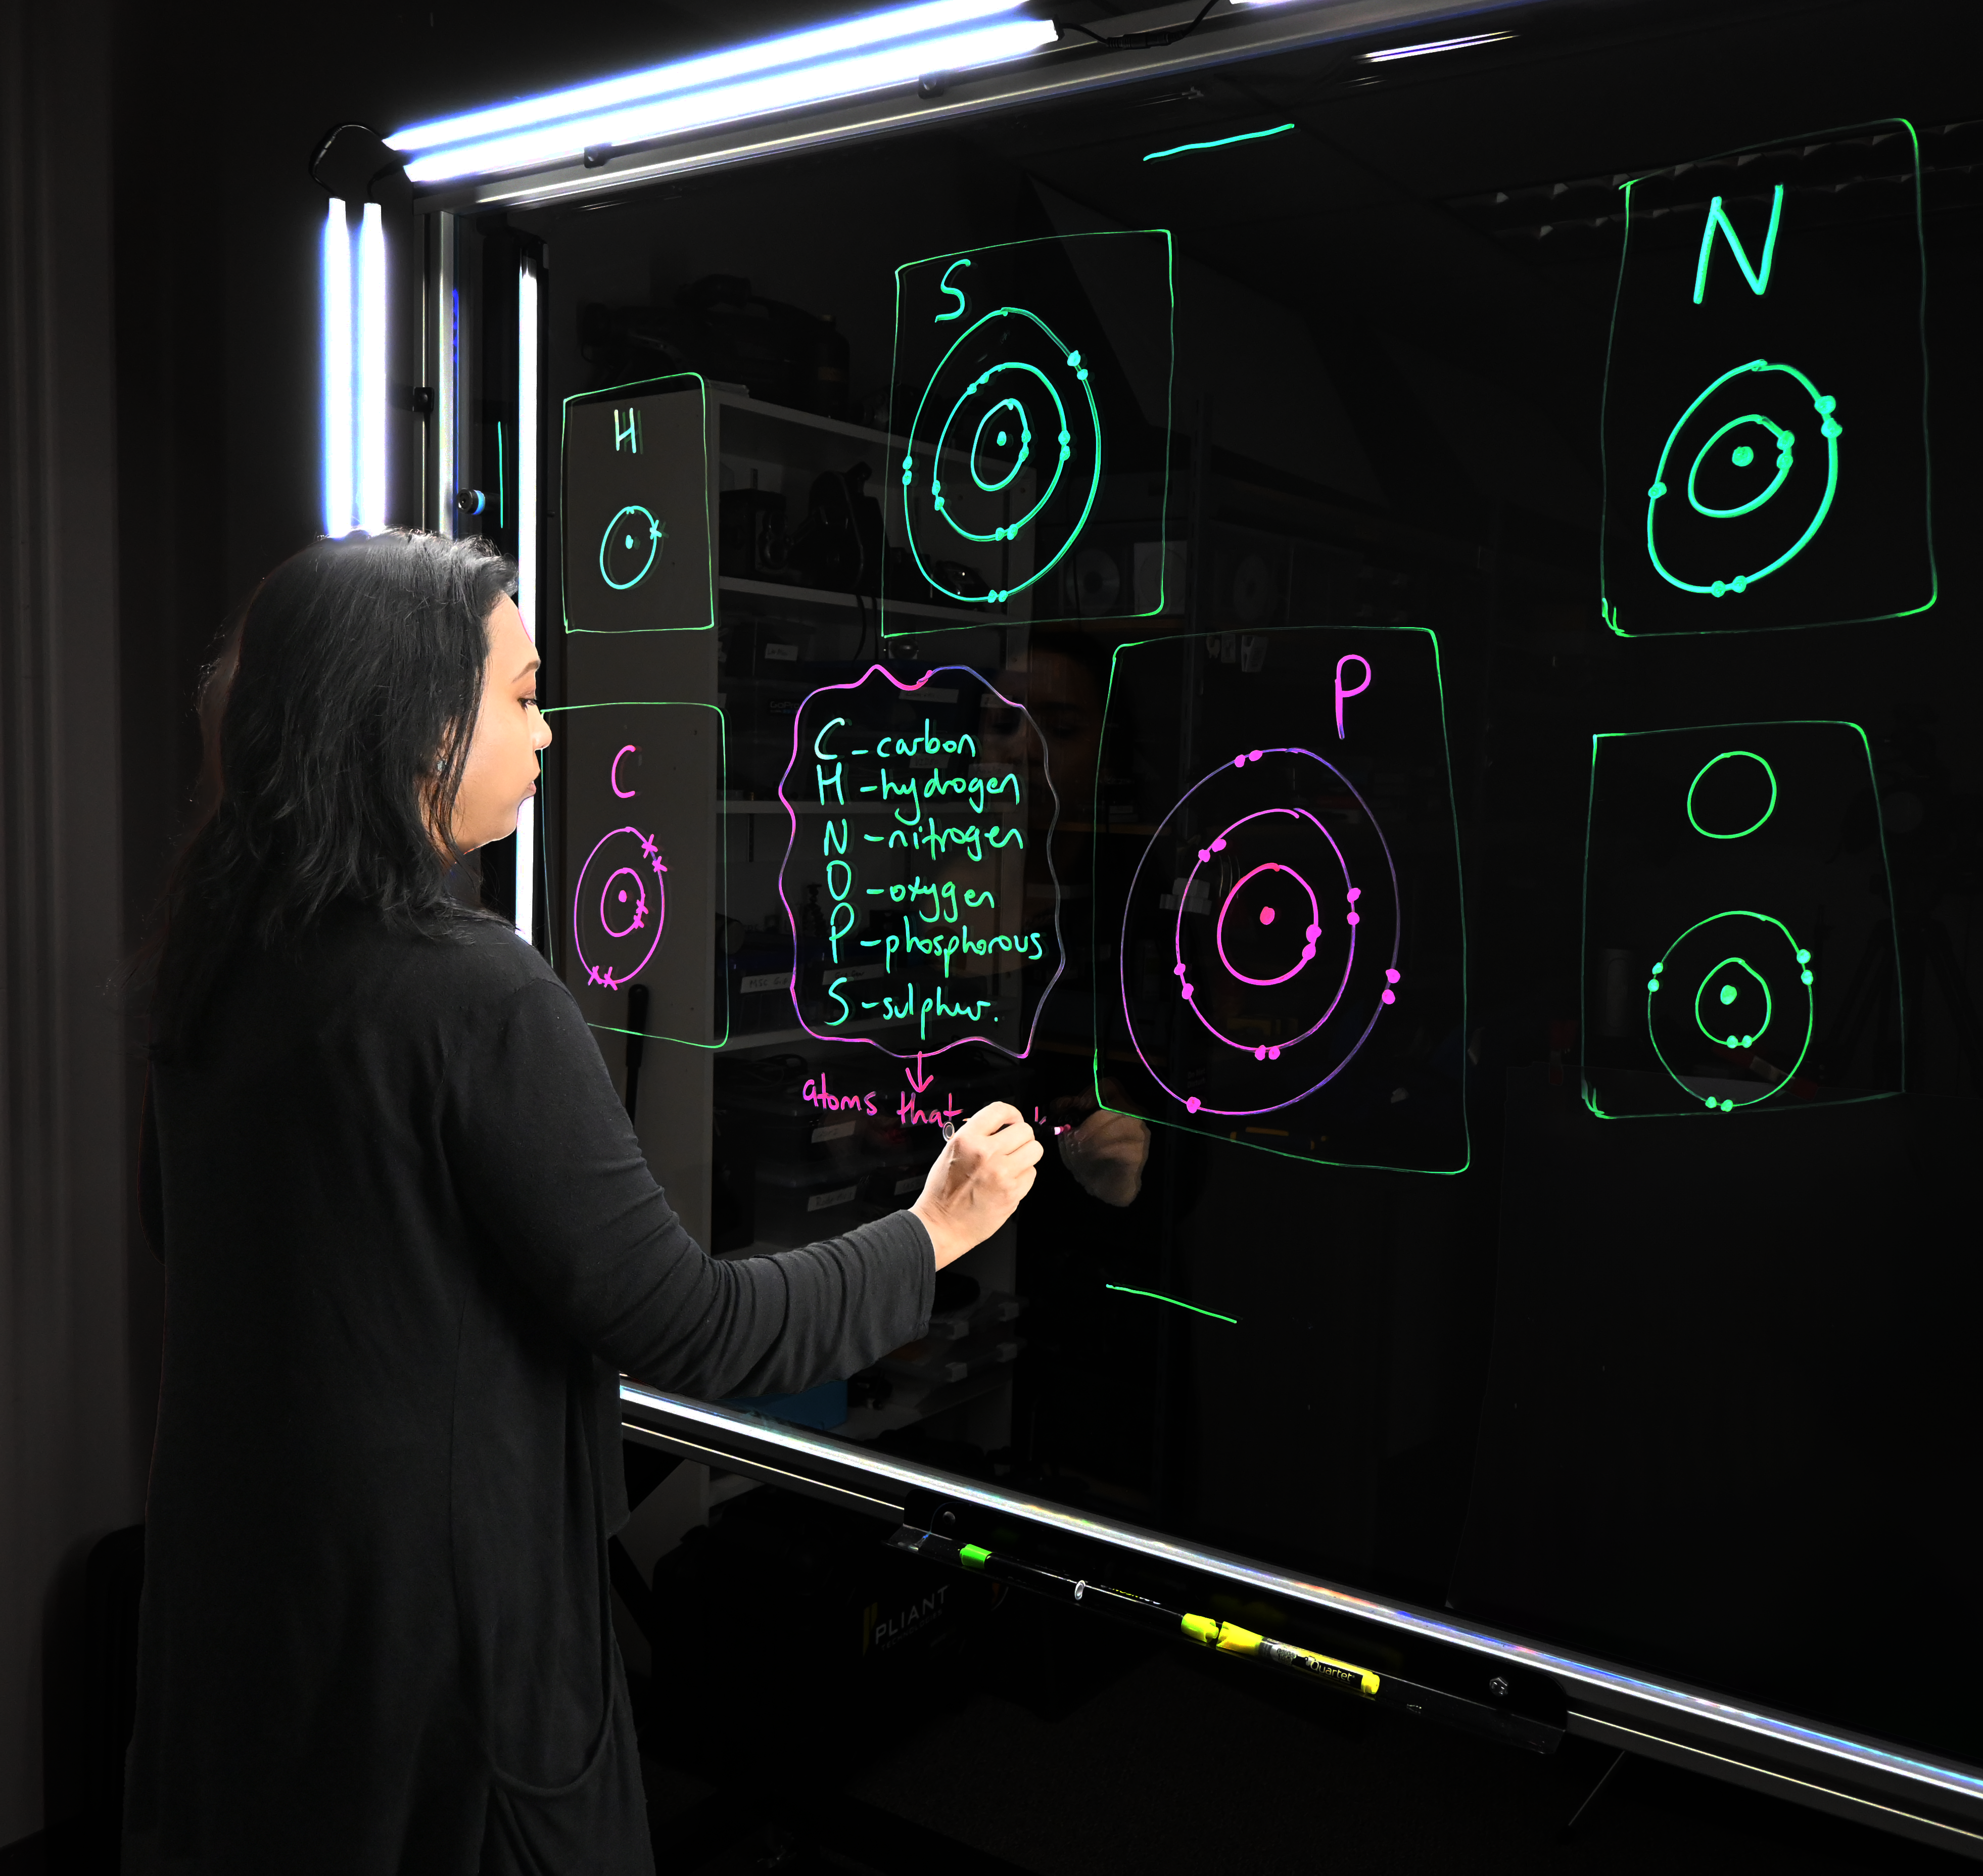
xmin=1647 ymin=750 xmax=1813 ymax=1113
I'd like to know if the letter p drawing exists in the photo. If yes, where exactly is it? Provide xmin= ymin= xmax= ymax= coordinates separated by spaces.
xmin=1335 ymin=654 xmax=1372 ymax=740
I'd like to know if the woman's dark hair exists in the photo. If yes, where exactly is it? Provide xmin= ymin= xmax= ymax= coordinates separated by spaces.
xmin=150 ymin=530 xmax=517 ymax=1057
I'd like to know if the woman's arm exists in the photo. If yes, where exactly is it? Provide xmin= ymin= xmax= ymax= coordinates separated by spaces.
xmin=444 ymin=973 xmax=1031 ymax=1399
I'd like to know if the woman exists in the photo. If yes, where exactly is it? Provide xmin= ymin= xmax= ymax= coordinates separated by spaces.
xmin=125 ymin=531 xmax=1039 ymax=1875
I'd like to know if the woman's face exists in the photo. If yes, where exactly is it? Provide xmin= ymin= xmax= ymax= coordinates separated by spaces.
xmin=450 ymin=596 xmax=552 ymax=853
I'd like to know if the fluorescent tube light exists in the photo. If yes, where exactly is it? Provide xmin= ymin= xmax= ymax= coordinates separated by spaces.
xmin=402 ymin=16 xmax=1057 ymax=184
xmin=515 ymin=256 xmax=540 ymax=945
xmin=356 ymin=203 xmax=388 ymax=534
xmin=391 ymin=0 xmax=1029 ymax=155
xmin=321 ymin=199 xmax=353 ymax=536
xmin=1360 ymin=31 xmax=1514 ymax=62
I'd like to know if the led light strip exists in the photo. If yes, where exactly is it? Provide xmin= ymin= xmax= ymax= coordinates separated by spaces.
xmin=619 ymin=1382 xmax=1983 ymax=1812
xmin=1359 ymin=29 xmax=1513 ymax=60
xmin=356 ymin=205 xmax=388 ymax=535
xmin=321 ymin=201 xmax=353 ymax=536
xmin=391 ymin=0 xmax=1030 ymax=153
xmin=320 ymin=198 xmax=389 ymax=536
xmin=396 ymin=7 xmax=1056 ymax=185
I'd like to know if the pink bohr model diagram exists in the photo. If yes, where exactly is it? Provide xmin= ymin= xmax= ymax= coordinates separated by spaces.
xmin=573 ymin=743 xmax=669 ymax=992
xmin=1122 ymin=746 xmax=1401 ymax=1119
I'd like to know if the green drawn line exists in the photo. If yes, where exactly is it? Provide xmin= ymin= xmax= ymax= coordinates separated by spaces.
xmin=1105 ymin=1284 xmax=1238 ymax=1325
xmin=1143 ymin=123 xmax=1295 ymax=163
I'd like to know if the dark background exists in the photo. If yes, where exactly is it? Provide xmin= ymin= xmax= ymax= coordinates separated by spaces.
xmin=4 ymin=0 xmax=1980 ymax=1861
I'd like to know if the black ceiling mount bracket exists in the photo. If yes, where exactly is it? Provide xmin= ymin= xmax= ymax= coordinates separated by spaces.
xmin=307 ymin=121 xmax=407 ymax=202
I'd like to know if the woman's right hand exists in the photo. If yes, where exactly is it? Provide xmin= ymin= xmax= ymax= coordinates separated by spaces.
xmin=910 ymin=1103 xmax=1042 ymax=1269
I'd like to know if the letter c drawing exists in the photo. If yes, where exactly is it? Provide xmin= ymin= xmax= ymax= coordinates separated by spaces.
xmin=611 ymin=744 xmax=637 ymax=797
xmin=814 ymin=715 xmax=846 ymax=761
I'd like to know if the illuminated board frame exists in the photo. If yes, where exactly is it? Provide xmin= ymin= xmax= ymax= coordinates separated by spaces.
xmin=409 ymin=8 xmax=1983 ymax=1847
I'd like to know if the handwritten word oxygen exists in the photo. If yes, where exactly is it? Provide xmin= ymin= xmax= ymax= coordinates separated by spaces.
xmin=789 ymin=671 xmax=1054 ymax=1051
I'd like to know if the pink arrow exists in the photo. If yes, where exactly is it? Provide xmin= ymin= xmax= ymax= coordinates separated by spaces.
xmin=904 ymin=1053 xmax=935 ymax=1094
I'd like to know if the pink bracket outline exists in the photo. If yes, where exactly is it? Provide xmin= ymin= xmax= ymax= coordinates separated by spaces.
xmin=775 ymin=662 xmax=1066 ymax=1064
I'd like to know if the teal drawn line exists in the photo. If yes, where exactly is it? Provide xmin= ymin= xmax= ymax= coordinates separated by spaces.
xmin=497 ymin=421 xmax=506 ymax=529
xmin=1105 ymin=1285 xmax=1238 ymax=1325
xmin=1693 ymin=185 xmax=1784 ymax=303
xmin=1144 ymin=123 xmax=1294 ymax=163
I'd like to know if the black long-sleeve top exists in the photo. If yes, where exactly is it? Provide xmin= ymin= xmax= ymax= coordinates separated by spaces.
xmin=123 ymin=908 xmax=932 ymax=1875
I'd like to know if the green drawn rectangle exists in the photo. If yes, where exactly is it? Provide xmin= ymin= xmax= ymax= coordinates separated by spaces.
xmin=1579 ymin=718 xmax=1904 ymax=1118
xmin=545 ymin=699 xmax=728 ymax=1050
xmin=561 ymin=372 xmax=715 ymax=635
xmin=1091 ymin=624 xmax=1469 ymax=1177
xmin=883 ymin=229 xmax=1175 ymax=637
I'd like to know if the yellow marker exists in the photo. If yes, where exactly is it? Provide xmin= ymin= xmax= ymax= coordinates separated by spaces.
xmin=1181 ymin=1614 xmax=1380 ymax=1699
